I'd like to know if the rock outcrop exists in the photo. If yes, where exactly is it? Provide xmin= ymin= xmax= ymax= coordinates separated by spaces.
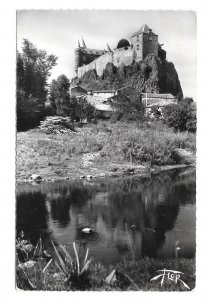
xmin=72 ymin=48 xmax=183 ymax=99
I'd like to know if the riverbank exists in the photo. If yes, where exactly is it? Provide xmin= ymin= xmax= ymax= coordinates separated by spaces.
xmin=16 ymin=121 xmax=196 ymax=182
xmin=16 ymin=236 xmax=195 ymax=291
xmin=17 ymin=256 xmax=195 ymax=291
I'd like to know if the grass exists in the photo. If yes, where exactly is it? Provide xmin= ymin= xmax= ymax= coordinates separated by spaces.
xmin=16 ymin=233 xmax=195 ymax=291
xmin=16 ymin=121 xmax=196 ymax=181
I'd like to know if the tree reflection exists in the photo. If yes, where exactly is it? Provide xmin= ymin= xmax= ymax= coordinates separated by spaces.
xmin=50 ymin=185 xmax=94 ymax=228
xmin=16 ymin=192 xmax=48 ymax=245
xmin=16 ymin=167 xmax=196 ymax=261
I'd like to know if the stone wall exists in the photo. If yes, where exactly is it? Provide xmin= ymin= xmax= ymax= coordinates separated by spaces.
xmin=77 ymin=47 xmax=135 ymax=78
xmin=96 ymin=52 xmax=114 ymax=76
xmin=112 ymin=47 xmax=134 ymax=67
xmin=77 ymin=52 xmax=112 ymax=77
xmin=75 ymin=48 xmax=105 ymax=72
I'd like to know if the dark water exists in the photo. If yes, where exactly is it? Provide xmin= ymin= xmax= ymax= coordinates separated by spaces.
xmin=16 ymin=167 xmax=196 ymax=264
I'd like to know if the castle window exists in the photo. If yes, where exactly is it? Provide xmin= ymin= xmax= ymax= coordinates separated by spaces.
xmin=137 ymin=35 xmax=139 ymax=41
xmin=137 ymin=45 xmax=139 ymax=50
xmin=149 ymin=37 xmax=153 ymax=41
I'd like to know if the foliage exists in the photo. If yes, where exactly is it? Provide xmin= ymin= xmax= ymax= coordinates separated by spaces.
xmin=39 ymin=116 xmax=75 ymax=134
xmin=17 ymin=89 xmax=45 ymax=130
xmin=109 ymin=91 xmax=145 ymax=122
xmin=16 ymin=233 xmax=195 ymax=291
xmin=73 ymin=54 xmax=183 ymax=99
xmin=51 ymin=241 xmax=91 ymax=290
xmin=16 ymin=233 xmax=92 ymax=291
xmin=49 ymin=75 xmax=70 ymax=116
xmin=97 ymin=122 xmax=195 ymax=166
xmin=17 ymin=39 xmax=57 ymax=131
xmin=150 ymin=105 xmax=163 ymax=119
xmin=48 ymin=76 xmax=95 ymax=122
xmin=162 ymin=98 xmax=196 ymax=132
xmin=17 ymin=122 xmax=196 ymax=182
xmin=69 ymin=96 xmax=95 ymax=123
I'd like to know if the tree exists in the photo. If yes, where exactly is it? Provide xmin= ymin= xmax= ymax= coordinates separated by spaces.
xmin=17 ymin=39 xmax=57 ymax=131
xmin=109 ymin=89 xmax=144 ymax=122
xmin=162 ymin=98 xmax=196 ymax=132
xmin=49 ymin=75 xmax=70 ymax=116
xmin=17 ymin=90 xmax=44 ymax=131
xmin=69 ymin=96 xmax=95 ymax=123
xmin=21 ymin=39 xmax=57 ymax=100
xmin=49 ymin=78 xmax=95 ymax=122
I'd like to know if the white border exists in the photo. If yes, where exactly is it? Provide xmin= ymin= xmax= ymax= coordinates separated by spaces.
xmin=0 ymin=1 xmax=209 ymax=300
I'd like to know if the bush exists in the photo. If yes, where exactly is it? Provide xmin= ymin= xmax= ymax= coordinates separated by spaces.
xmin=17 ymin=89 xmax=46 ymax=131
xmin=39 ymin=116 xmax=75 ymax=134
xmin=162 ymin=98 xmax=196 ymax=132
xmin=88 ymin=122 xmax=195 ymax=166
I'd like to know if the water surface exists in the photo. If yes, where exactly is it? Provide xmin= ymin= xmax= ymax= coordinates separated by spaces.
xmin=16 ymin=167 xmax=196 ymax=264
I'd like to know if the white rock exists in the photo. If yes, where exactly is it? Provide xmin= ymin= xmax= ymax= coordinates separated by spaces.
xmin=30 ymin=174 xmax=42 ymax=182
xmin=81 ymin=228 xmax=93 ymax=233
xmin=86 ymin=175 xmax=93 ymax=180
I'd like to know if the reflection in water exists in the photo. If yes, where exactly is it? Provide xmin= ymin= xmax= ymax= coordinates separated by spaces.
xmin=16 ymin=192 xmax=49 ymax=244
xmin=16 ymin=167 xmax=196 ymax=264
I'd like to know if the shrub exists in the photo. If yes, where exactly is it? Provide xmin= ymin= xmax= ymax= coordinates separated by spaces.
xmin=162 ymin=98 xmax=196 ymax=132
xmin=39 ymin=116 xmax=75 ymax=134
xmin=98 ymin=122 xmax=195 ymax=166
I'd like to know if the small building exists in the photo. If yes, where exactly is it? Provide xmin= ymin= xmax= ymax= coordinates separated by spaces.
xmin=70 ymin=86 xmax=87 ymax=98
xmin=71 ymin=87 xmax=115 ymax=119
xmin=87 ymin=90 xmax=116 ymax=106
xmin=94 ymin=103 xmax=114 ymax=119
xmin=141 ymin=93 xmax=177 ymax=116
xmin=86 ymin=89 xmax=116 ymax=119
xmin=90 ymin=90 xmax=116 ymax=98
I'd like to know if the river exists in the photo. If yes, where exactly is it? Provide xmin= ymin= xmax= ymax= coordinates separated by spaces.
xmin=16 ymin=167 xmax=196 ymax=265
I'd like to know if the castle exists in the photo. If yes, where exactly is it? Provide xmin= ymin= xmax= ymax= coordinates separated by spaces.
xmin=75 ymin=24 xmax=158 ymax=78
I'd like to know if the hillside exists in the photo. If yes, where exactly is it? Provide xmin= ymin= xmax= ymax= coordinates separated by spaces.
xmin=72 ymin=48 xmax=183 ymax=99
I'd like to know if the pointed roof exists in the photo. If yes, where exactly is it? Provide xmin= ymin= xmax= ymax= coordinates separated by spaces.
xmin=81 ymin=37 xmax=86 ymax=48
xmin=78 ymin=40 xmax=81 ymax=48
xmin=107 ymin=43 xmax=112 ymax=52
xmin=131 ymin=24 xmax=157 ymax=37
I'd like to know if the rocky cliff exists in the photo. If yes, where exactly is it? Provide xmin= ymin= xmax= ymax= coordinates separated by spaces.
xmin=72 ymin=47 xmax=183 ymax=99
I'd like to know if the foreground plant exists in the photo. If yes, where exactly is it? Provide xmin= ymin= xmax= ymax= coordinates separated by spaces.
xmin=51 ymin=241 xmax=92 ymax=289
xmin=16 ymin=233 xmax=195 ymax=291
xmin=16 ymin=234 xmax=92 ymax=290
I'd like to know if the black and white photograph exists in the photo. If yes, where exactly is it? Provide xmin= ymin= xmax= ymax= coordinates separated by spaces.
xmin=14 ymin=8 xmax=198 ymax=292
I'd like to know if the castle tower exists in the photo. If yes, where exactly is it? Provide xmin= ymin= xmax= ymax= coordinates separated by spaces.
xmin=74 ymin=38 xmax=106 ymax=74
xmin=130 ymin=24 xmax=158 ymax=61
xmin=75 ymin=40 xmax=82 ymax=73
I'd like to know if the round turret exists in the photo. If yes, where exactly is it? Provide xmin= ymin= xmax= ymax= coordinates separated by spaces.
xmin=117 ymin=39 xmax=130 ymax=49
xmin=74 ymin=48 xmax=82 ymax=73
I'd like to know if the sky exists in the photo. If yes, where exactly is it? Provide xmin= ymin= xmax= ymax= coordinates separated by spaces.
xmin=17 ymin=10 xmax=196 ymax=99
